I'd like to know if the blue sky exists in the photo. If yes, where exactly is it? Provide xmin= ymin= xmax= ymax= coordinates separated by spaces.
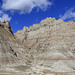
xmin=0 ymin=0 xmax=75 ymax=33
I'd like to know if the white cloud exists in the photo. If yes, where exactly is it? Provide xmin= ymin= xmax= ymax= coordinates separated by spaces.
xmin=0 ymin=10 xmax=3 ymax=14
xmin=2 ymin=0 xmax=52 ymax=14
xmin=0 ymin=14 xmax=11 ymax=22
xmin=59 ymin=8 xmax=75 ymax=20
xmin=0 ymin=10 xmax=11 ymax=22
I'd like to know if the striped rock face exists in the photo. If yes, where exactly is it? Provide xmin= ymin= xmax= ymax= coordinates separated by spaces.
xmin=0 ymin=22 xmax=28 ymax=66
xmin=0 ymin=17 xmax=75 ymax=73
xmin=15 ymin=17 xmax=75 ymax=72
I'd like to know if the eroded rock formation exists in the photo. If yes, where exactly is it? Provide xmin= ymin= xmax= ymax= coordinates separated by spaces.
xmin=0 ymin=21 xmax=28 ymax=66
xmin=15 ymin=17 xmax=75 ymax=72
xmin=0 ymin=18 xmax=75 ymax=74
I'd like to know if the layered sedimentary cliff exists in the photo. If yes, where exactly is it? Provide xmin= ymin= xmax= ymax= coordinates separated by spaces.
xmin=0 ymin=17 xmax=75 ymax=74
xmin=0 ymin=21 xmax=29 ymax=66
xmin=15 ymin=17 xmax=75 ymax=72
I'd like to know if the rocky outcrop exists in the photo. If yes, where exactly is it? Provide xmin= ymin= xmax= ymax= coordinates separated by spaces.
xmin=0 ymin=21 xmax=13 ymax=35
xmin=0 ymin=21 xmax=29 ymax=66
xmin=0 ymin=17 xmax=75 ymax=73
xmin=15 ymin=17 xmax=75 ymax=72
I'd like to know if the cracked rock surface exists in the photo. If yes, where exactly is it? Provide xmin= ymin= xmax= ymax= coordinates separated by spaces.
xmin=0 ymin=18 xmax=75 ymax=74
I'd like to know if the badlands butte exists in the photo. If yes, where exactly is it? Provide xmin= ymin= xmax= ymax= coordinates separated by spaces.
xmin=0 ymin=17 xmax=75 ymax=75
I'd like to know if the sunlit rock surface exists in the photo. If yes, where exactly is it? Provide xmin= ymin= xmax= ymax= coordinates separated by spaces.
xmin=0 ymin=18 xmax=75 ymax=74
